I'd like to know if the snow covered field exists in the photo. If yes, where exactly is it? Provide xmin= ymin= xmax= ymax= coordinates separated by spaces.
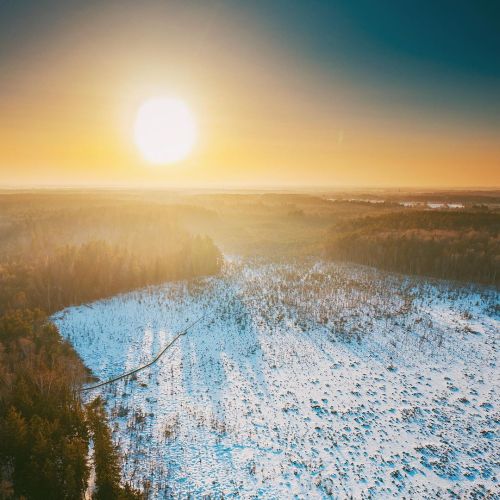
xmin=54 ymin=260 xmax=499 ymax=498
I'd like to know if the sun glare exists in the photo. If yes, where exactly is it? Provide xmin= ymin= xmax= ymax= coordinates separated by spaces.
xmin=134 ymin=97 xmax=197 ymax=165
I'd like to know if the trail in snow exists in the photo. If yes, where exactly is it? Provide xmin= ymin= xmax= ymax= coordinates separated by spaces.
xmin=80 ymin=313 xmax=208 ymax=392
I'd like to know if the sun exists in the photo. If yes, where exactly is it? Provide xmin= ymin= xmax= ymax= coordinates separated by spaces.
xmin=134 ymin=97 xmax=197 ymax=165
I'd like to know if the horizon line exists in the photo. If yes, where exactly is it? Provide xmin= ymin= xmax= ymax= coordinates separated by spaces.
xmin=0 ymin=183 xmax=499 ymax=192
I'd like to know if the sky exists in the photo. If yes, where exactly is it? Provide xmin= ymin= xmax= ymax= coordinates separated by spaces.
xmin=0 ymin=0 xmax=499 ymax=188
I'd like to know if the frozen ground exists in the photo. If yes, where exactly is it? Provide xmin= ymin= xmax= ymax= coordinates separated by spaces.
xmin=54 ymin=260 xmax=499 ymax=498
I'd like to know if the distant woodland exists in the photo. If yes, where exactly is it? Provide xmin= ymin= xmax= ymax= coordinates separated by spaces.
xmin=0 ymin=194 xmax=222 ymax=499
xmin=327 ymin=211 xmax=499 ymax=285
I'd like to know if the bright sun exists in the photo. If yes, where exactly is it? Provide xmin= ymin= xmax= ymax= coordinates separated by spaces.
xmin=134 ymin=97 xmax=197 ymax=165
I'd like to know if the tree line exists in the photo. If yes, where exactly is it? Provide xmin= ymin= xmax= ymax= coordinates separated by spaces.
xmin=327 ymin=211 xmax=499 ymax=285
xmin=0 ymin=236 xmax=222 ymax=313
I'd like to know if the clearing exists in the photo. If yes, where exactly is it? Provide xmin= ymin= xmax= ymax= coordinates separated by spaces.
xmin=54 ymin=259 xmax=499 ymax=498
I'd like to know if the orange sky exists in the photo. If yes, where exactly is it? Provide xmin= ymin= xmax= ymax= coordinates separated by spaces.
xmin=1 ymin=2 xmax=499 ymax=188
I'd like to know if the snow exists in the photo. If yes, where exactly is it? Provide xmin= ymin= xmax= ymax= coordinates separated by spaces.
xmin=398 ymin=201 xmax=465 ymax=209
xmin=54 ymin=259 xmax=499 ymax=498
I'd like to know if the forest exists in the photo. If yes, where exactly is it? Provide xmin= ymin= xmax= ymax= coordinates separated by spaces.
xmin=327 ymin=210 xmax=499 ymax=285
xmin=0 ymin=193 xmax=222 ymax=499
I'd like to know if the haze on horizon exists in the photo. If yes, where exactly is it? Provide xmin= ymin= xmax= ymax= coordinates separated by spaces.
xmin=1 ymin=0 xmax=499 ymax=188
